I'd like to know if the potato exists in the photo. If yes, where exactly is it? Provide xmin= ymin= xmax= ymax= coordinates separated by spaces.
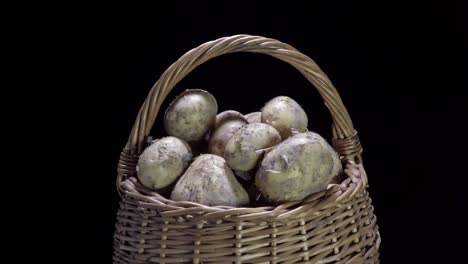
xmin=255 ymin=132 xmax=342 ymax=202
xmin=261 ymin=96 xmax=308 ymax=139
xmin=208 ymin=110 xmax=247 ymax=156
xmin=164 ymin=89 xmax=218 ymax=142
xmin=208 ymin=111 xmax=248 ymax=156
xmin=137 ymin=137 xmax=192 ymax=190
xmin=299 ymin=132 xmax=342 ymax=179
xmin=214 ymin=110 xmax=246 ymax=129
xmin=170 ymin=154 xmax=250 ymax=207
xmin=244 ymin=111 xmax=261 ymax=124
xmin=224 ymin=123 xmax=281 ymax=172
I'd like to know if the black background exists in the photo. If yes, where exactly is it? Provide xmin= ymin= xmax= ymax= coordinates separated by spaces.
xmin=33 ymin=2 xmax=466 ymax=263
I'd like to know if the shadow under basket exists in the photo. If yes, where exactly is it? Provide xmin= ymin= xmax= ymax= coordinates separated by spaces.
xmin=114 ymin=35 xmax=381 ymax=264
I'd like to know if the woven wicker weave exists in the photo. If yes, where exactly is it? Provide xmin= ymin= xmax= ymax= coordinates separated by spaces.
xmin=114 ymin=35 xmax=381 ymax=264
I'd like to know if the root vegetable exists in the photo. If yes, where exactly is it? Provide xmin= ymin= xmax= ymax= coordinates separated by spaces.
xmin=224 ymin=123 xmax=281 ymax=172
xmin=208 ymin=111 xmax=248 ymax=156
xmin=255 ymin=132 xmax=342 ymax=202
xmin=137 ymin=137 xmax=192 ymax=190
xmin=214 ymin=110 xmax=246 ymax=129
xmin=244 ymin=111 xmax=261 ymax=124
xmin=261 ymin=96 xmax=308 ymax=139
xmin=164 ymin=89 xmax=218 ymax=142
xmin=170 ymin=154 xmax=250 ymax=207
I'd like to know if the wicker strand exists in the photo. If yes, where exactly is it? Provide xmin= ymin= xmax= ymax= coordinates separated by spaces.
xmin=117 ymin=149 xmax=139 ymax=194
xmin=333 ymin=130 xmax=363 ymax=163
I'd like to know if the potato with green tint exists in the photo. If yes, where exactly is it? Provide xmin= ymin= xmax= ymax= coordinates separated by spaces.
xmin=164 ymin=89 xmax=218 ymax=142
xmin=255 ymin=132 xmax=342 ymax=202
xmin=170 ymin=154 xmax=250 ymax=207
xmin=137 ymin=137 xmax=192 ymax=191
xmin=244 ymin=111 xmax=261 ymax=124
xmin=261 ymin=96 xmax=308 ymax=139
xmin=208 ymin=111 xmax=248 ymax=156
xmin=224 ymin=123 xmax=281 ymax=173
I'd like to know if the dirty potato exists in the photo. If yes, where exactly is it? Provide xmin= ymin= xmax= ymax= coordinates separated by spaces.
xmin=213 ymin=110 xmax=246 ymax=129
xmin=208 ymin=111 xmax=248 ymax=156
xmin=164 ymin=89 xmax=218 ymax=142
xmin=224 ymin=123 xmax=281 ymax=172
xmin=244 ymin=111 xmax=261 ymax=124
xmin=170 ymin=154 xmax=250 ymax=207
xmin=261 ymin=96 xmax=308 ymax=139
xmin=137 ymin=136 xmax=192 ymax=190
xmin=255 ymin=132 xmax=342 ymax=202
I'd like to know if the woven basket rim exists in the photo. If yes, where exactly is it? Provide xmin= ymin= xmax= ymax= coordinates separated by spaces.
xmin=118 ymin=160 xmax=368 ymax=223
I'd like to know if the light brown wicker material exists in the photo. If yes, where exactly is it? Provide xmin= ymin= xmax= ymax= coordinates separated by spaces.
xmin=114 ymin=35 xmax=381 ymax=263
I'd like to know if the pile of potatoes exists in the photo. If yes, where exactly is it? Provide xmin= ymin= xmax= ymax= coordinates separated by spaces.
xmin=136 ymin=89 xmax=343 ymax=207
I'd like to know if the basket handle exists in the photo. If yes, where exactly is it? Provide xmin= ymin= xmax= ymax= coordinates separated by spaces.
xmin=117 ymin=35 xmax=363 ymax=186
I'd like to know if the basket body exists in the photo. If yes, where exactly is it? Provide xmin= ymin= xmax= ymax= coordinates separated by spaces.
xmin=113 ymin=35 xmax=380 ymax=263
xmin=114 ymin=161 xmax=380 ymax=264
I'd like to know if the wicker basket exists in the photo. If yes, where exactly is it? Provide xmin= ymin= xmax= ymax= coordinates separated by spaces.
xmin=114 ymin=35 xmax=381 ymax=264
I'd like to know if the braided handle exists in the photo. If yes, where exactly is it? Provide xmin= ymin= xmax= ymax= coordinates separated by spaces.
xmin=118 ymin=35 xmax=363 ymax=186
